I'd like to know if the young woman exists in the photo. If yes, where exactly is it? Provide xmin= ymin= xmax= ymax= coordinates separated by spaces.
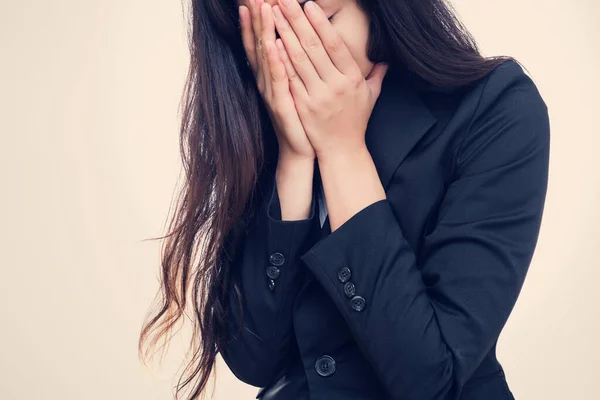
xmin=139 ymin=0 xmax=550 ymax=399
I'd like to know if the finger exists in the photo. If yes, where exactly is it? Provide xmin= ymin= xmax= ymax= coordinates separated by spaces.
xmin=272 ymin=4 xmax=321 ymax=95
xmin=302 ymin=0 xmax=362 ymax=79
xmin=266 ymin=40 xmax=288 ymax=96
xmin=365 ymin=63 xmax=389 ymax=100
xmin=276 ymin=0 xmax=339 ymax=83
xmin=261 ymin=2 xmax=276 ymax=98
xmin=276 ymin=38 xmax=309 ymax=103
xmin=251 ymin=0 xmax=265 ymax=88
xmin=239 ymin=6 xmax=257 ymax=75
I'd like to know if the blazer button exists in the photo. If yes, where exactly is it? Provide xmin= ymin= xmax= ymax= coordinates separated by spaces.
xmin=343 ymin=281 xmax=356 ymax=298
xmin=337 ymin=266 xmax=351 ymax=283
xmin=315 ymin=355 xmax=336 ymax=377
xmin=266 ymin=265 xmax=280 ymax=280
xmin=268 ymin=279 xmax=276 ymax=291
xmin=269 ymin=252 xmax=285 ymax=267
xmin=350 ymin=295 xmax=366 ymax=312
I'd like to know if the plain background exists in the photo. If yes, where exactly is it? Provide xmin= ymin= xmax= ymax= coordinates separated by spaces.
xmin=1 ymin=0 xmax=598 ymax=399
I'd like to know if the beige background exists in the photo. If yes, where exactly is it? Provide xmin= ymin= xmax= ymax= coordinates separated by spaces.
xmin=1 ymin=0 xmax=598 ymax=399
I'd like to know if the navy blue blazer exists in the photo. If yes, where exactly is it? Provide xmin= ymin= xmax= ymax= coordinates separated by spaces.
xmin=220 ymin=59 xmax=550 ymax=400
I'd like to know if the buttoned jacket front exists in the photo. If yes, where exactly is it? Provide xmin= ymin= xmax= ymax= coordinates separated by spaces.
xmin=220 ymin=60 xmax=550 ymax=400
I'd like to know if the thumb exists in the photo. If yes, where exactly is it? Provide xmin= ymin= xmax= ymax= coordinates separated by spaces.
xmin=365 ymin=63 xmax=389 ymax=98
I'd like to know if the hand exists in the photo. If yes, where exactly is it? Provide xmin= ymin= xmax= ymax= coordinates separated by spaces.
xmin=239 ymin=0 xmax=315 ymax=161
xmin=271 ymin=0 xmax=389 ymax=161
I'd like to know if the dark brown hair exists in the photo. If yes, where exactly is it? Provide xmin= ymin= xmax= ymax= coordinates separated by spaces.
xmin=138 ymin=0 xmax=516 ymax=398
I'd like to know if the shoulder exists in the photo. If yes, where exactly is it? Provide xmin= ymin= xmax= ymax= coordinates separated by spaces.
xmin=417 ymin=59 xmax=550 ymax=172
xmin=471 ymin=59 xmax=548 ymax=123
xmin=455 ymin=59 xmax=551 ymax=175
xmin=439 ymin=59 xmax=550 ymax=130
xmin=419 ymin=59 xmax=548 ymax=132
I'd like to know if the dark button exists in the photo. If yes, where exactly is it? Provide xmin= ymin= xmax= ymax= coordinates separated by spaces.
xmin=266 ymin=266 xmax=280 ymax=279
xmin=337 ymin=266 xmax=351 ymax=283
xmin=269 ymin=252 xmax=285 ymax=267
xmin=268 ymin=279 xmax=275 ymax=291
xmin=343 ymin=281 xmax=356 ymax=298
xmin=350 ymin=295 xmax=366 ymax=312
xmin=314 ymin=355 xmax=336 ymax=377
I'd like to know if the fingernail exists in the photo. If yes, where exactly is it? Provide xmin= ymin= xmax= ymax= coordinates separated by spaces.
xmin=304 ymin=0 xmax=317 ymax=14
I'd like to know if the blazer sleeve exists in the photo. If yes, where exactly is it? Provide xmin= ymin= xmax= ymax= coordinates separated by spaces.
xmin=220 ymin=166 xmax=322 ymax=387
xmin=299 ymin=66 xmax=551 ymax=400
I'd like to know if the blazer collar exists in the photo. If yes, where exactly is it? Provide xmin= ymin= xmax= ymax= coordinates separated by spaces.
xmin=364 ymin=70 xmax=438 ymax=190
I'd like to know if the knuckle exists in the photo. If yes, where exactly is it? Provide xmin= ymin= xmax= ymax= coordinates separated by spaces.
xmin=276 ymin=22 xmax=290 ymax=34
xmin=288 ymin=70 xmax=300 ymax=82
xmin=323 ymin=93 xmax=335 ymax=107
xmin=257 ymin=79 xmax=265 ymax=93
xmin=271 ymin=70 xmax=285 ymax=83
xmin=295 ymin=100 xmax=307 ymax=115
xmin=272 ymin=102 xmax=288 ymax=118
xmin=328 ymin=35 xmax=345 ymax=54
xmin=331 ymin=82 xmax=346 ymax=96
xmin=287 ymin=10 xmax=301 ymax=23
xmin=350 ymin=73 xmax=363 ymax=87
xmin=307 ymin=102 xmax=320 ymax=115
xmin=302 ymin=36 xmax=321 ymax=51
xmin=290 ymin=50 xmax=308 ymax=65
xmin=311 ymin=94 xmax=325 ymax=109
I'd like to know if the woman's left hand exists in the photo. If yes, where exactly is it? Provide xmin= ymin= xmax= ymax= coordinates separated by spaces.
xmin=271 ymin=0 xmax=389 ymax=161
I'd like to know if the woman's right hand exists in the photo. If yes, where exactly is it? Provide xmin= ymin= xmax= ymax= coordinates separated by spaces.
xmin=239 ymin=0 xmax=315 ymax=161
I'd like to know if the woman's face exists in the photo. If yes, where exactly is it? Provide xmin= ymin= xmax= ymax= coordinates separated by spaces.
xmin=237 ymin=0 xmax=374 ymax=77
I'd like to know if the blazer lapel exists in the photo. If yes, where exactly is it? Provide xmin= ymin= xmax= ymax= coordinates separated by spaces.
xmin=365 ymin=71 xmax=438 ymax=191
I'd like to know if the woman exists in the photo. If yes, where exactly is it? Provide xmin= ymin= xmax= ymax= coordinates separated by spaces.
xmin=138 ymin=0 xmax=550 ymax=399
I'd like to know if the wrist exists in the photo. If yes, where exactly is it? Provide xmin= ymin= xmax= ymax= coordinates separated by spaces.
xmin=275 ymin=153 xmax=316 ymax=222
xmin=277 ymin=151 xmax=316 ymax=170
xmin=316 ymin=144 xmax=370 ymax=168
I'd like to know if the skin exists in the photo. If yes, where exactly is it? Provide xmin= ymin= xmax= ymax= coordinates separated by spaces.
xmin=238 ymin=0 xmax=375 ymax=77
xmin=238 ymin=0 xmax=388 ymax=231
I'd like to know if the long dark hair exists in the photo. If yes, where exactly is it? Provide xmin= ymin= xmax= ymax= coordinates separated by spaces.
xmin=138 ymin=0 xmax=516 ymax=398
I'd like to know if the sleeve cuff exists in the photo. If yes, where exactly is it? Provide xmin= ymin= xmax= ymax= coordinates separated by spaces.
xmin=299 ymin=199 xmax=405 ymax=319
xmin=260 ymin=173 xmax=322 ymax=294
xmin=266 ymin=172 xmax=318 ymax=223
